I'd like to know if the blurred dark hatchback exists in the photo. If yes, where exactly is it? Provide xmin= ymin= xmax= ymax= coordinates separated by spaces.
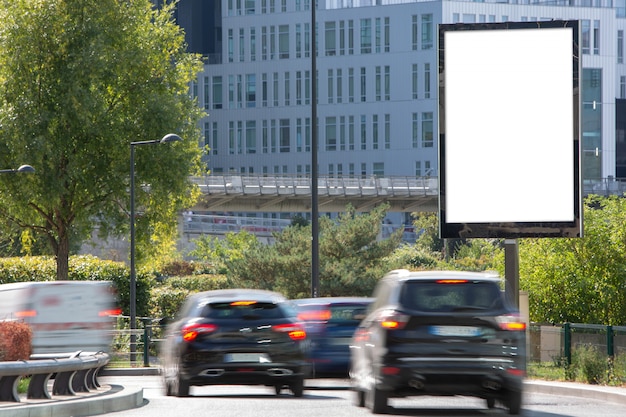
xmin=160 ymin=289 xmax=311 ymax=397
xmin=350 ymin=270 xmax=527 ymax=415
xmin=294 ymin=297 xmax=373 ymax=376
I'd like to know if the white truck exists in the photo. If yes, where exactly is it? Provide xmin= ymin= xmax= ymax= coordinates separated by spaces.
xmin=0 ymin=281 xmax=120 ymax=354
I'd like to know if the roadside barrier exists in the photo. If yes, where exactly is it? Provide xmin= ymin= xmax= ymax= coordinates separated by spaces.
xmin=0 ymin=351 xmax=109 ymax=402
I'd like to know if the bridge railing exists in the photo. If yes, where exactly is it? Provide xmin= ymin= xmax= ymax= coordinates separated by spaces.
xmin=0 ymin=351 xmax=110 ymax=402
xmin=190 ymin=174 xmax=438 ymax=197
xmin=192 ymin=174 xmax=626 ymax=198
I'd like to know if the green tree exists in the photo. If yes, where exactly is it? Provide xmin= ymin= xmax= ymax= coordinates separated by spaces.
xmin=0 ymin=0 xmax=204 ymax=278
xmin=227 ymin=204 xmax=404 ymax=298
xmin=519 ymin=195 xmax=626 ymax=325
xmin=188 ymin=230 xmax=260 ymax=274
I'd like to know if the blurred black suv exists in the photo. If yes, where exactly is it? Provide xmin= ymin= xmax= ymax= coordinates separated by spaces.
xmin=160 ymin=289 xmax=311 ymax=397
xmin=350 ymin=270 xmax=526 ymax=414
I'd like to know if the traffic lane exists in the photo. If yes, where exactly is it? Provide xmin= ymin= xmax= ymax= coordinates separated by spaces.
xmin=100 ymin=376 xmax=626 ymax=417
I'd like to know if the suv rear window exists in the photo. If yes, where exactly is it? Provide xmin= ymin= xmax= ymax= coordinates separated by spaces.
xmin=399 ymin=281 xmax=503 ymax=312
xmin=200 ymin=301 xmax=285 ymax=319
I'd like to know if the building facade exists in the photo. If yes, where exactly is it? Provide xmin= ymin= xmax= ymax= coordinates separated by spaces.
xmin=172 ymin=0 xmax=626 ymax=182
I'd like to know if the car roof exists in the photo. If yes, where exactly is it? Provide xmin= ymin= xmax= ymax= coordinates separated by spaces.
xmin=383 ymin=269 xmax=502 ymax=283
xmin=293 ymin=296 xmax=374 ymax=306
xmin=191 ymin=288 xmax=288 ymax=304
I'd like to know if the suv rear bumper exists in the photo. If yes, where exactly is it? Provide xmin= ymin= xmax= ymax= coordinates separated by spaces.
xmin=373 ymin=359 xmax=524 ymax=397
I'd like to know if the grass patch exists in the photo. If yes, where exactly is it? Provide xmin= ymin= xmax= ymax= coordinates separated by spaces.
xmin=527 ymin=362 xmax=567 ymax=381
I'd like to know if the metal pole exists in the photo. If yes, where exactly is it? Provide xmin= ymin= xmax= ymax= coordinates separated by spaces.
xmin=129 ymin=134 xmax=181 ymax=365
xmin=311 ymin=0 xmax=319 ymax=298
xmin=129 ymin=144 xmax=137 ymax=364
xmin=504 ymin=239 xmax=519 ymax=309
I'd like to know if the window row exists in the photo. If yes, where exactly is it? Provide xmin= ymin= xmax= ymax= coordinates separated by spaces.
xmin=227 ymin=0 xmax=311 ymax=16
xmin=226 ymin=14 xmax=432 ymax=62
xmin=198 ymin=63 xmax=433 ymax=110
xmin=211 ymin=162 xmax=389 ymax=178
xmin=203 ymin=112 xmax=435 ymax=156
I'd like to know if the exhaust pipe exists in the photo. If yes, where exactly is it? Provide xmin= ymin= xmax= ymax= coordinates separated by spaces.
xmin=482 ymin=377 xmax=502 ymax=391
xmin=267 ymin=368 xmax=294 ymax=376
xmin=200 ymin=369 xmax=225 ymax=377
xmin=409 ymin=375 xmax=425 ymax=390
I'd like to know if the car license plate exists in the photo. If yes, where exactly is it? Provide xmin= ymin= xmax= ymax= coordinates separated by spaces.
xmin=429 ymin=326 xmax=481 ymax=337
xmin=328 ymin=337 xmax=352 ymax=346
xmin=224 ymin=353 xmax=271 ymax=363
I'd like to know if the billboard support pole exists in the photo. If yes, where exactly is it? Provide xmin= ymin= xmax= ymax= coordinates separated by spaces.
xmin=504 ymin=239 xmax=520 ymax=309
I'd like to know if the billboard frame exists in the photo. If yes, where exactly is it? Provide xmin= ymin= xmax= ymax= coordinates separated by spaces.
xmin=438 ymin=20 xmax=582 ymax=239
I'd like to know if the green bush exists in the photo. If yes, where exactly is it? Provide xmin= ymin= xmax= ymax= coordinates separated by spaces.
xmin=0 ymin=321 xmax=32 ymax=361
xmin=571 ymin=344 xmax=607 ymax=384
xmin=148 ymin=274 xmax=229 ymax=320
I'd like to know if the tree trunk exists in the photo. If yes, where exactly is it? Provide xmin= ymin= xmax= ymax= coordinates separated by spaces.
xmin=56 ymin=230 xmax=70 ymax=280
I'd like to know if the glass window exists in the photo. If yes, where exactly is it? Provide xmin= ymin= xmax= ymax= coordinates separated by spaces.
xmin=203 ymin=76 xmax=210 ymax=110
xmin=284 ymin=71 xmax=290 ymax=106
xmin=212 ymin=76 xmax=223 ymax=110
xmin=582 ymin=20 xmax=590 ymax=55
xmin=360 ymin=18 xmax=372 ymax=54
xmin=373 ymin=162 xmax=384 ymax=177
xmin=246 ymin=121 xmax=256 ymax=154
xmin=250 ymin=27 xmax=256 ymax=61
xmin=326 ymin=117 xmax=337 ymax=151
xmin=325 ymin=22 xmax=336 ymax=56
xmin=421 ymin=14 xmax=433 ymax=50
xmin=593 ymin=20 xmax=600 ymax=55
xmin=618 ymin=30 xmax=623 ymax=64
xmin=422 ymin=112 xmax=433 ymax=148
xmin=372 ymin=114 xmax=379 ymax=150
xmin=246 ymin=74 xmax=256 ymax=108
xmin=279 ymin=119 xmax=290 ymax=152
xmin=399 ymin=281 xmax=503 ymax=312
xmin=279 ymin=25 xmax=289 ymax=59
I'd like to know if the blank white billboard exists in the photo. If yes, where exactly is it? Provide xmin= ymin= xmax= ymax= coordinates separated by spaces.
xmin=438 ymin=21 xmax=581 ymax=238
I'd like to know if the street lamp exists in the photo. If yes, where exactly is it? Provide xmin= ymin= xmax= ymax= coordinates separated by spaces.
xmin=0 ymin=164 xmax=35 ymax=174
xmin=129 ymin=134 xmax=181 ymax=364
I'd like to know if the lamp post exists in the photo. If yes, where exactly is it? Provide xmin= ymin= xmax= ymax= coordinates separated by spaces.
xmin=0 ymin=164 xmax=35 ymax=174
xmin=129 ymin=133 xmax=181 ymax=364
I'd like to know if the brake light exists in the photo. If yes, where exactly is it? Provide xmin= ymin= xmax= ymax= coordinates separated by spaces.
xmin=230 ymin=300 xmax=257 ymax=306
xmin=436 ymin=279 xmax=468 ymax=284
xmin=15 ymin=310 xmax=37 ymax=318
xmin=378 ymin=310 xmax=409 ymax=330
xmin=496 ymin=315 xmax=527 ymax=331
xmin=297 ymin=309 xmax=332 ymax=322
xmin=99 ymin=308 xmax=122 ymax=317
xmin=181 ymin=323 xmax=218 ymax=342
xmin=273 ymin=323 xmax=307 ymax=341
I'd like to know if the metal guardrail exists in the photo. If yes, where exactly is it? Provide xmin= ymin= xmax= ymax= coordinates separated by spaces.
xmin=0 ymin=351 xmax=110 ymax=402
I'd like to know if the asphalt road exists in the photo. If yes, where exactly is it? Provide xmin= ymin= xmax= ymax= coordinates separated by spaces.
xmin=99 ymin=376 xmax=626 ymax=417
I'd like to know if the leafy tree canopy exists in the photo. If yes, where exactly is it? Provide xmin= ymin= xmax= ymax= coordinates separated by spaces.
xmin=0 ymin=0 xmax=205 ymax=278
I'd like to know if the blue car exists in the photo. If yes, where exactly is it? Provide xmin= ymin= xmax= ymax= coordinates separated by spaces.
xmin=294 ymin=297 xmax=373 ymax=377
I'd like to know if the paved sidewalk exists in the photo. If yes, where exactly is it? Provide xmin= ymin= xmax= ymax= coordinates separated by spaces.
xmin=1 ymin=369 xmax=626 ymax=417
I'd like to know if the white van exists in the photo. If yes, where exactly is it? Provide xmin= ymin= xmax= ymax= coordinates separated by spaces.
xmin=0 ymin=281 xmax=120 ymax=354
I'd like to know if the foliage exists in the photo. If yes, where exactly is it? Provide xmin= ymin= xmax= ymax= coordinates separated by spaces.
xmin=148 ymin=274 xmax=229 ymax=320
xmin=188 ymin=231 xmax=261 ymax=274
xmin=0 ymin=321 xmax=32 ymax=361
xmin=570 ymin=345 xmax=610 ymax=384
xmin=519 ymin=195 xmax=626 ymax=324
xmin=224 ymin=204 xmax=404 ymax=298
xmin=0 ymin=0 xmax=205 ymax=279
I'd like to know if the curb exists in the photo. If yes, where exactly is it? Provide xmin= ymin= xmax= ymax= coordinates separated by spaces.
xmin=100 ymin=367 xmax=160 ymax=377
xmin=524 ymin=380 xmax=626 ymax=406
xmin=0 ymin=384 xmax=143 ymax=417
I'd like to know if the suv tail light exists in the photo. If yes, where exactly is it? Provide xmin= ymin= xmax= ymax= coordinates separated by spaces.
xmin=378 ymin=310 xmax=409 ymax=330
xmin=496 ymin=314 xmax=527 ymax=331
xmin=273 ymin=323 xmax=307 ymax=341
xmin=181 ymin=323 xmax=218 ymax=342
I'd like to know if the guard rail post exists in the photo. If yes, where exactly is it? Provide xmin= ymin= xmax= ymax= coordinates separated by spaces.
xmin=142 ymin=318 xmax=151 ymax=367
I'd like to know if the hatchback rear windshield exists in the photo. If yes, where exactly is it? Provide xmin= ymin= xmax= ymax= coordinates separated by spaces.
xmin=399 ymin=281 xmax=503 ymax=312
xmin=200 ymin=301 xmax=286 ymax=319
